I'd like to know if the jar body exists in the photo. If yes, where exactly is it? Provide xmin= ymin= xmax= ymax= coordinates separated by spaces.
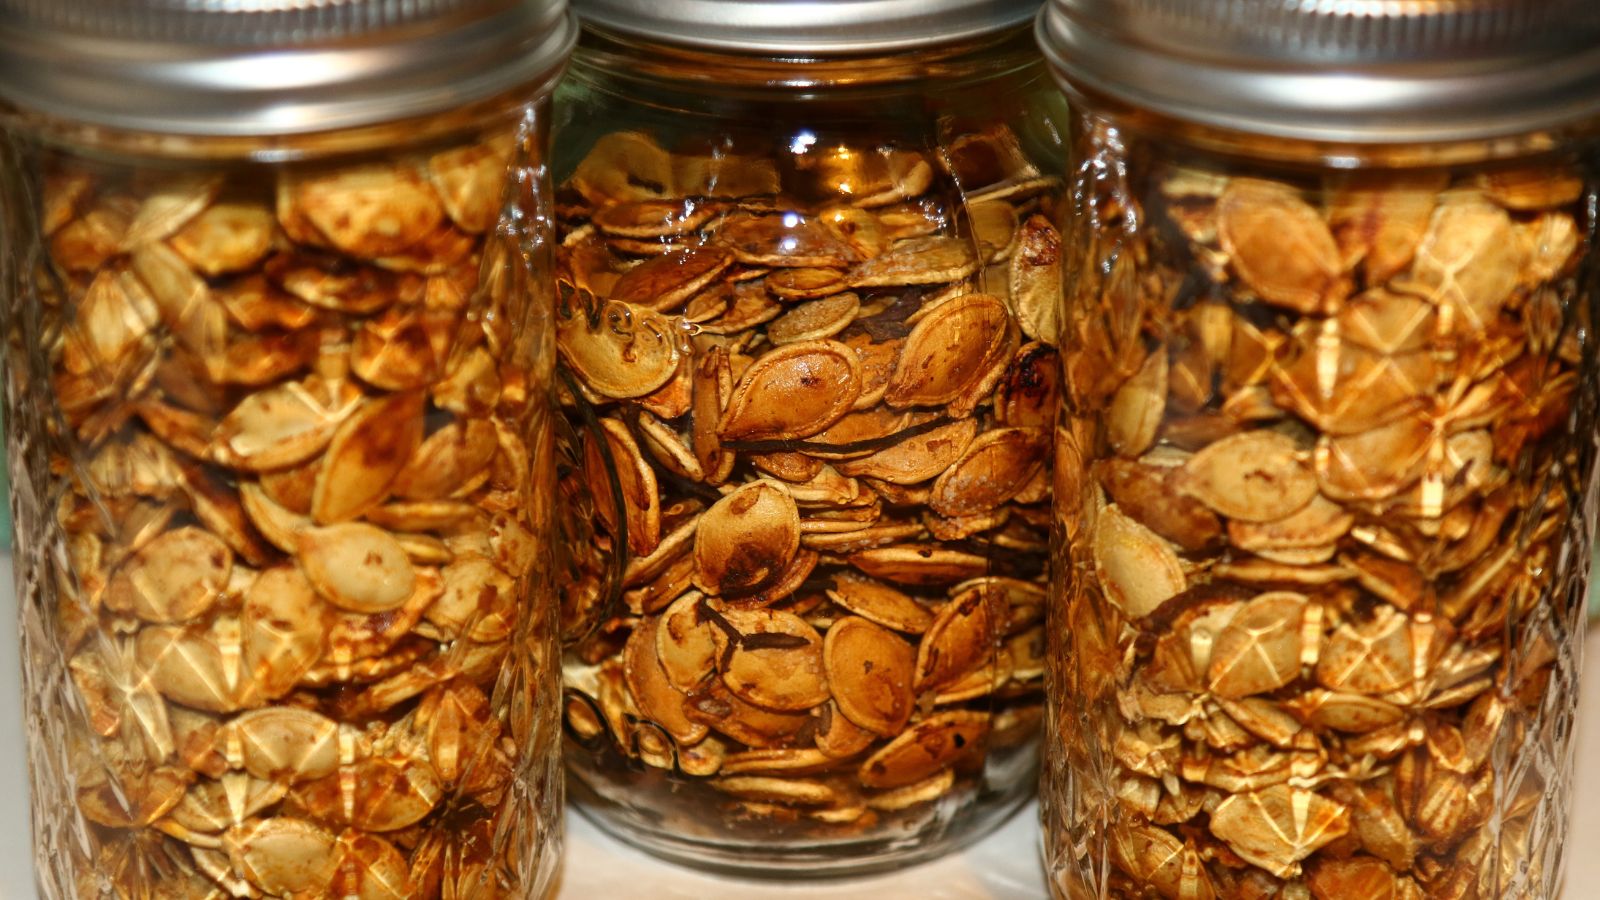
xmin=1043 ymin=107 xmax=1599 ymax=898
xmin=3 ymin=92 xmax=565 ymax=899
xmin=553 ymin=29 xmax=1068 ymax=875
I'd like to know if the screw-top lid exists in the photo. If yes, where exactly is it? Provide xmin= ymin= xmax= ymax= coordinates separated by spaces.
xmin=574 ymin=0 xmax=1041 ymax=55
xmin=0 ymin=0 xmax=577 ymax=136
xmin=1038 ymin=0 xmax=1600 ymax=143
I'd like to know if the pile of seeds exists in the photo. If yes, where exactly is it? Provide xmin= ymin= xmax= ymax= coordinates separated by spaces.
xmin=1048 ymin=134 xmax=1594 ymax=900
xmin=15 ymin=129 xmax=557 ymax=898
xmin=554 ymin=126 xmax=1061 ymax=836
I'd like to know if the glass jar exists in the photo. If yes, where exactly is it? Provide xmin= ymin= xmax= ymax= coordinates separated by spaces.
xmin=1038 ymin=2 xmax=1600 ymax=898
xmin=551 ymin=0 xmax=1068 ymax=875
xmin=0 ymin=1 xmax=576 ymax=896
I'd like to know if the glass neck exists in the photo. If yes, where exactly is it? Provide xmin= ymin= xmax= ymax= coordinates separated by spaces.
xmin=571 ymin=25 xmax=1042 ymax=99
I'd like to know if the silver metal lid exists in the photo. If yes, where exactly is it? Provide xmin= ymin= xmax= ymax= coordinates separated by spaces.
xmin=574 ymin=0 xmax=1041 ymax=55
xmin=0 ymin=0 xmax=577 ymax=136
xmin=1038 ymin=0 xmax=1600 ymax=143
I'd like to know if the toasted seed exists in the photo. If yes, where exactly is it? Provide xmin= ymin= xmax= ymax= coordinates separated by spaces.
xmin=656 ymin=592 xmax=717 ymax=691
xmin=600 ymin=418 xmax=663 ymax=557
xmin=825 ymin=616 xmax=915 ymax=736
xmin=835 ymin=417 xmax=977 ymax=485
xmin=716 ymin=213 xmax=858 ymax=269
xmin=224 ymin=817 xmax=339 ymax=896
xmin=711 ymin=607 xmax=830 ymax=712
xmin=103 ymin=526 xmax=231 ymax=624
xmin=685 ymin=679 xmax=810 ymax=749
xmin=1209 ymin=786 xmax=1350 ymax=878
xmin=1218 ymin=178 xmax=1342 ymax=313
xmin=1174 ymin=430 xmax=1318 ymax=523
xmin=289 ymin=163 xmax=444 ymax=259
xmin=1394 ymin=195 xmax=1519 ymax=333
xmin=1010 ymin=215 xmax=1062 ymax=344
xmin=928 ymin=426 xmax=1049 ymax=518
xmin=624 ymin=617 xmax=708 ymax=744
xmin=849 ymin=236 xmax=978 ymax=288
xmin=767 ymin=267 xmax=849 ymax=301
xmin=858 ymin=711 xmax=989 ymax=789
xmin=388 ymin=418 xmax=498 ymax=501
xmin=914 ymin=587 xmax=998 ymax=691
xmin=297 ymin=523 xmax=416 ymax=614
xmin=311 ymin=391 xmax=424 ymax=523
xmin=717 ymin=340 xmax=862 ymax=441
xmin=766 ymin=293 xmax=861 ymax=345
xmin=711 ymin=776 xmax=838 ymax=806
xmin=1206 ymin=592 xmax=1309 ymax=699
xmin=1092 ymin=505 xmax=1186 ymax=619
xmin=558 ymin=298 xmax=681 ymax=399
xmin=213 ymin=379 xmax=358 ymax=471
xmin=848 ymin=545 xmax=989 ymax=585
xmin=693 ymin=480 xmax=801 ymax=596
xmin=610 ymin=247 xmax=735 ymax=312
xmin=1108 ymin=351 xmax=1168 ymax=458
xmin=868 ymin=768 xmax=958 ymax=812
xmin=594 ymin=198 xmax=718 ymax=239
xmin=883 ymin=293 xmax=1013 ymax=413
xmin=826 ymin=572 xmax=935 ymax=634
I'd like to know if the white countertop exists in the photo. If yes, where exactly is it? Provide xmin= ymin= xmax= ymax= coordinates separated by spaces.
xmin=0 ymin=553 xmax=1595 ymax=899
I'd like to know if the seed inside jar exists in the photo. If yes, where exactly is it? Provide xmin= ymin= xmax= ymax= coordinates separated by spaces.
xmin=1052 ymin=142 xmax=1589 ymax=898
xmin=558 ymin=126 xmax=1062 ymax=829
xmin=34 ymin=128 xmax=550 ymax=897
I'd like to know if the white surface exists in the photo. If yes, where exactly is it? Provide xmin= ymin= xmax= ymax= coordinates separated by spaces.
xmin=0 ymin=547 xmax=1596 ymax=899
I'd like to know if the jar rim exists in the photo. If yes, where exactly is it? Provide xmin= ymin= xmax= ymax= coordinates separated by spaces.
xmin=1037 ymin=0 xmax=1600 ymax=146
xmin=0 ymin=1 xmax=576 ymax=139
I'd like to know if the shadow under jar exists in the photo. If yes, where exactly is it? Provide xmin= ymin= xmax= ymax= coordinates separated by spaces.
xmin=551 ymin=0 xmax=1070 ymax=876
xmin=1037 ymin=1 xmax=1600 ymax=898
xmin=0 ymin=1 xmax=576 ymax=896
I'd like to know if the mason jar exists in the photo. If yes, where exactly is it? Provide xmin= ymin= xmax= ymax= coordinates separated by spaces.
xmin=1037 ymin=1 xmax=1600 ymax=897
xmin=550 ymin=0 xmax=1069 ymax=875
xmin=0 ymin=0 xmax=576 ymax=896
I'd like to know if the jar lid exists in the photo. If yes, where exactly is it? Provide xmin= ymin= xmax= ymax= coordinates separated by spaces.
xmin=0 ymin=0 xmax=577 ymax=137
xmin=573 ymin=0 xmax=1041 ymax=55
xmin=1038 ymin=0 xmax=1600 ymax=144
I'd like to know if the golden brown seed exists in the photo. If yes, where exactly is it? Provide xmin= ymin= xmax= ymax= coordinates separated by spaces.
xmin=835 ymin=417 xmax=977 ymax=485
xmin=1107 ymin=351 xmax=1167 ymax=458
xmin=928 ymin=426 xmax=1049 ymax=518
xmin=310 ymin=391 xmax=424 ymax=524
xmin=825 ymin=572 xmax=934 ymax=634
xmin=848 ymin=236 xmax=978 ymax=288
xmin=557 ymin=298 xmax=681 ymax=400
xmin=716 ymin=339 xmax=863 ymax=442
xmin=1217 ymin=178 xmax=1343 ymax=313
xmin=623 ymin=617 xmax=708 ymax=745
xmin=1174 ymin=430 xmax=1318 ymax=523
xmin=296 ymin=523 xmax=416 ymax=614
xmin=857 ymin=711 xmax=989 ymax=789
xmin=1010 ymin=215 xmax=1062 ymax=345
xmin=824 ymin=616 xmax=915 ymax=737
xmin=212 ymin=379 xmax=359 ymax=471
xmin=1208 ymin=786 xmax=1350 ymax=878
xmin=692 ymin=480 xmax=801 ymax=596
xmin=914 ymin=586 xmax=998 ymax=690
xmin=712 ymin=607 xmax=830 ymax=712
xmin=1092 ymin=505 xmax=1186 ymax=619
xmin=600 ymin=417 xmax=663 ymax=558
xmin=1206 ymin=592 xmax=1308 ymax=699
xmin=288 ymin=163 xmax=444 ymax=259
xmin=609 ymin=246 xmax=735 ymax=312
xmin=883 ymin=292 xmax=1013 ymax=414
xmin=103 ymin=526 xmax=231 ymax=624
xmin=656 ymin=591 xmax=717 ymax=691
